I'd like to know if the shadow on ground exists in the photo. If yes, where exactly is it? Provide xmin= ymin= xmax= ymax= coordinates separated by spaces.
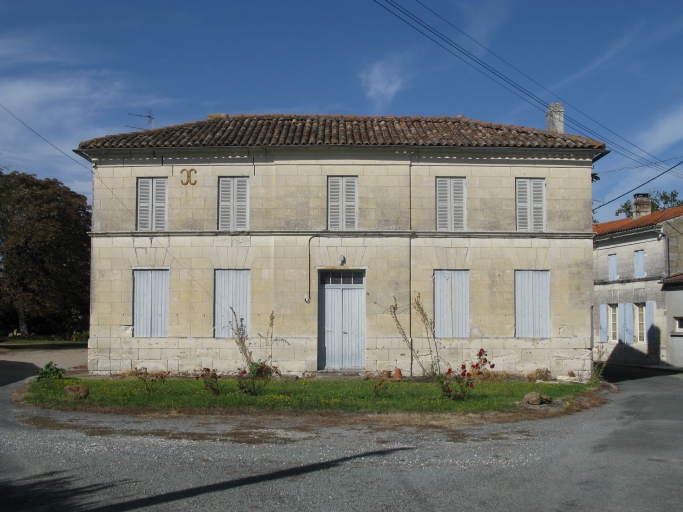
xmin=603 ymin=364 xmax=678 ymax=383
xmin=0 ymin=360 xmax=40 ymax=387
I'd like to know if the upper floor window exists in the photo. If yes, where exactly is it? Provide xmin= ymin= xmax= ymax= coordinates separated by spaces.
xmin=218 ymin=177 xmax=249 ymax=231
xmin=608 ymin=254 xmax=618 ymax=281
xmin=516 ymin=178 xmax=544 ymax=232
xmin=137 ymin=178 xmax=167 ymax=231
xmin=436 ymin=178 xmax=466 ymax=231
xmin=328 ymin=176 xmax=357 ymax=230
xmin=634 ymin=250 xmax=645 ymax=278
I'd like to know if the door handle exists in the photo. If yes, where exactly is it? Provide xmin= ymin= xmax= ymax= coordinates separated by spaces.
xmin=343 ymin=331 xmax=348 ymax=334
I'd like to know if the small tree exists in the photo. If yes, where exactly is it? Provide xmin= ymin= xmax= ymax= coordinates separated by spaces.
xmin=615 ymin=190 xmax=683 ymax=218
xmin=0 ymin=169 xmax=91 ymax=334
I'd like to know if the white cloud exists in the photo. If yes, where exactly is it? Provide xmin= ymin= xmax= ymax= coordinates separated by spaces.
xmin=359 ymin=55 xmax=409 ymax=111
xmin=636 ymin=103 xmax=683 ymax=155
xmin=0 ymin=33 xmax=77 ymax=67
xmin=457 ymin=0 xmax=513 ymax=47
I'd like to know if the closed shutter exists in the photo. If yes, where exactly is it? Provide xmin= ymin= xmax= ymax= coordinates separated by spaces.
xmin=599 ymin=304 xmax=608 ymax=343
xmin=218 ymin=177 xmax=232 ymax=230
xmin=646 ymin=301 xmax=656 ymax=345
xmin=617 ymin=303 xmax=625 ymax=343
xmin=624 ymin=303 xmax=634 ymax=344
xmin=234 ymin=177 xmax=249 ymax=230
xmin=152 ymin=178 xmax=167 ymax=231
xmin=531 ymin=179 xmax=544 ymax=232
xmin=515 ymin=270 xmax=550 ymax=337
xmin=608 ymin=254 xmax=617 ymax=281
xmin=343 ymin=177 xmax=358 ymax=230
xmin=214 ymin=270 xmax=250 ymax=337
xmin=436 ymin=178 xmax=450 ymax=231
xmin=451 ymin=178 xmax=465 ymax=231
xmin=133 ymin=270 xmax=169 ymax=338
xmin=137 ymin=178 xmax=152 ymax=231
xmin=434 ymin=271 xmax=452 ymax=337
xmin=328 ymin=177 xmax=342 ymax=230
xmin=634 ymin=250 xmax=645 ymax=278
xmin=516 ymin=179 xmax=530 ymax=231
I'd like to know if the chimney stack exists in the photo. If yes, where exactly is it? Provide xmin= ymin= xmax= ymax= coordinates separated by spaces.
xmin=546 ymin=102 xmax=564 ymax=133
xmin=633 ymin=193 xmax=652 ymax=219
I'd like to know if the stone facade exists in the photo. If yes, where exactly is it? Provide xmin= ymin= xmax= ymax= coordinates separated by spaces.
xmin=86 ymin=146 xmax=596 ymax=377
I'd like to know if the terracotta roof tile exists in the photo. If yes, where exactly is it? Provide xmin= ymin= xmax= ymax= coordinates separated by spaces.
xmin=78 ymin=114 xmax=606 ymax=150
xmin=593 ymin=206 xmax=683 ymax=236
xmin=662 ymin=272 xmax=683 ymax=284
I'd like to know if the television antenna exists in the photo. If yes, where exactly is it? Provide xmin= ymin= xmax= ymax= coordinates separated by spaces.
xmin=126 ymin=111 xmax=155 ymax=130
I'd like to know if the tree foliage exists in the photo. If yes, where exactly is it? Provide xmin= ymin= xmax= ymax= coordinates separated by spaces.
xmin=0 ymin=169 xmax=91 ymax=334
xmin=614 ymin=190 xmax=683 ymax=218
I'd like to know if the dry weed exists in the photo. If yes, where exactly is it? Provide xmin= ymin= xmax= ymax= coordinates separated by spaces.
xmin=526 ymin=368 xmax=552 ymax=382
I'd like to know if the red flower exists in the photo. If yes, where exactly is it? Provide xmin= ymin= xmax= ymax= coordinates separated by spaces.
xmin=461 ymin=371 xmax=466 ymax=377
xmin=469 ymin=382 xmax=474 ymax=388
xmin=490 ymin=364 xmax=495 ymax=369
xmin=195 ymin=376 xmax=199 ymax=380
xmin=483 ymin=358 xmax=487 ymax=364
xmin=466 ymin=372 xmax=471 ymax=378
xmin=446 ymin=368 xmax=452 ymax=375
xmin=461 ymin=364 xmax=466 ymax=370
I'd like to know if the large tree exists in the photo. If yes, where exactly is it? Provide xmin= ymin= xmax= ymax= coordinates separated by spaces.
xmin=0 ymin=169 xmax=91 ymax=334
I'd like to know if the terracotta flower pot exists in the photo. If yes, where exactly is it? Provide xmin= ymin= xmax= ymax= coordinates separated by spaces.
xmin=393 ymin=368 xmax=403 ymax=381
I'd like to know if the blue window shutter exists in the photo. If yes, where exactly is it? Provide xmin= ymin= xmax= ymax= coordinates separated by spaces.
xmin=624 ymin=303 xmax=634 ymax=344
xmin=617 ymin=303 xmax=625 ymax=343
xmin=599 ymin=304 xmax=608 ymax=343
xmin=646 ymin=301 xmax=656 ymax=345
xmin=634 ymin=250 xmax=645 ymax=279
xmin=608 ymin=254 xmax=617 ymax=281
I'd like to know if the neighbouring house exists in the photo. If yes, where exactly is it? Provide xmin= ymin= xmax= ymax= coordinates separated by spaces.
xmin=75 ymin=108 xmax=607 ymax=377
xmin=593 ymin=194 xmax=683 ymax=367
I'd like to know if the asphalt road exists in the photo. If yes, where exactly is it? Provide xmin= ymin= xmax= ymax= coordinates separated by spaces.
xmin=0 ymin=363 xmax=681 ymax=512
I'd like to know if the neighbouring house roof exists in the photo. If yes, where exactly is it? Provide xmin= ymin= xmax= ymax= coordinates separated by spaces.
xmin=78 ymin=114 xmax=606 ymax=150
xmin=593 ymin=206 xmax=683 ymax=236
xmin=662 ymin=272 xmax=683 ymax=284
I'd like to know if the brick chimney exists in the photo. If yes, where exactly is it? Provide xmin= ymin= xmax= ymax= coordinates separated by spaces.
xmin=546 ymin=103 xmax=564 ymax=133
xmin=633 ymin=193 xmax=652 ymax=219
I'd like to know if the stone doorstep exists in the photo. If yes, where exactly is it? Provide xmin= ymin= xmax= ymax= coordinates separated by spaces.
xmin=315 ymin=371 xmax=369 ymax=380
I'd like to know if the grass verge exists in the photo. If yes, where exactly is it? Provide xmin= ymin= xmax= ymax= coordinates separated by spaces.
xmin=24 ymin=377 xmax=590 ymax=414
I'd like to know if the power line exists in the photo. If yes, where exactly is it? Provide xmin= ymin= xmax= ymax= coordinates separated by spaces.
xmin=593 ymin=160 xmax=683 ymax=212
xmin=375 ymin=0 xmax=673 ymax=174
xmin=594 ymin=156 xmax=683 ymax=174
xmin=0 ymin=102 xmax=92 ymax=172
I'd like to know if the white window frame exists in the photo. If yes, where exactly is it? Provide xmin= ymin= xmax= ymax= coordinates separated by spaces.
xmin=609 ymin=303 xmax=618 ymax=342
xmin=675 ymin=317 xmax=683 ymax=333
xmin=137 ymin=177 xmax=168 ymax=231
xmin=327 ymin=176 xmax=358 ymax=231
xmin=634 ymin=303 xmax=646 ymax=342
xmin=435 ymin=177 xmax=466 ymax=231
xmin=218 ymin=177 xmax=249 ymax=231
xmin=516 ymin=178 xmax=545 ymax=232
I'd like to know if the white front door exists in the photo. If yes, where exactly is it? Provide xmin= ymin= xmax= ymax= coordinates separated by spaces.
xmin=318 ymin=271 xmax=366 ymax=370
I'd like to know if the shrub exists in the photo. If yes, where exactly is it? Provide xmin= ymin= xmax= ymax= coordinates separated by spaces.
xmin=35 ymin=361 xmax=65 ymax=381
xmin=437 ymin=349 xmax=495 ymax=400
xmin=237 ymin=361 xmax=277 ymax=396
xmin=196 ymin=367 xmax=227 ymax=396
xmin=71 ymin=330 xmax=89 ymax=342
xmin=526 ymin=368 xmax=552 ymax=382
xmin=372 ymin=379 xmax=389 ymax=398
xmin=133 ymin=367 xmax=169 ymax=393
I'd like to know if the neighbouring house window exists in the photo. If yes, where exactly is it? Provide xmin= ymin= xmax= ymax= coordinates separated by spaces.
xmin=635 ymin=303 xmax=646 ymax=342
xmin=328 ymin=176 xmax=358 ymax=230
xmin=634 ymin=250 xmax=645 ymax=278
xmin=218 ymin=177 xmax=249 ymax=231
xmin=609 ymin=304 xmax=618 ymax=342
xmin=137 ymin=178 xmax=167 ymax=231
xmin=516 ymin=178 xmax=545 ymax=232
xmin=214 ymin=270 xmax=250 ymax=337
xmin=434 ymin=270 xmax=469 ymax=337
xmin=133 ymin=270 xmax=169 ymax=337
xmin=675 ymin=317 xmax=683 ymax=332
xmin=515 ymin=270 xmax=550 ymax=337
xmin=608 ymin=254 xmax=618 ymax=281
xmin=436 ymin=178 xmax=466 ymax=231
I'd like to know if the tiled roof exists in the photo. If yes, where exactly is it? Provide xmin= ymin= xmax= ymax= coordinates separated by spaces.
xmin=662 ymin=273 xmax=683 ymax=284
xmin=593 ymin=206 xmax=683 ymax=236
xmin=78 ymin=114 xmax=606 ymax=150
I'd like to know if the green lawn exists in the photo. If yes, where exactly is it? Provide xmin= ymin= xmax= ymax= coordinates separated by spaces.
xmin=24 ymin=377 xmax=589 ymax=414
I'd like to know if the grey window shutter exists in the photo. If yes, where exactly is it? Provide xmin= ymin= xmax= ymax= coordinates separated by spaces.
xmin=152 ymin=178 xmax=167 ymax=231
xmin=599 ymin=304 xmax=608 ymax=343
xmin=451 ymin=178 xmax=465 ymax=231
xmin=150 ymin=270 xmax=169 ymax=337
xmin=133 ymin=270 xmax=168 ymax=338
xmin=434 ymin=271 xmax=452 ymax=337
xmin=516 ymin=179 xmax=530 ymax=231
xmin=218 ymin=177 xmax=233 ymax=230
xmin=645 ymin=301 xmax=656 ymax=345
xmin=617 ymin=303 xmax=625 ymax=343
xmin=608 ymin=254 xmax=617 ymax=281
xmin=343 ymin=177 xmax=358 ymax=230
xmin=436 ymin=178 xmax=450 ymax=231
xmin=451 ymin=270 xmax=469 ymax=337
xmin=214 ymin=270 xmax=250 ymax=337
xmin=234 ymin=177 xmax=249 ymax=231
xmin=533 ymin=270 xmax=550 ymax=337
xmin=137 ymin=178 xmax=152 ymax=231
xmin=531 ymin=179 xmax=545 ymax=232
xmin=328 ymin=177 xmax=342 ymax=230
xmin=624 ymin=303 xmax=634 ymax=344
xmin=515 ymin=270 xmax=550 ymax=338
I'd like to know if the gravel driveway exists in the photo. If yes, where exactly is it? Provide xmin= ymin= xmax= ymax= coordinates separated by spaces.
xmin=0 ymin=358 xmax=681 ymax=511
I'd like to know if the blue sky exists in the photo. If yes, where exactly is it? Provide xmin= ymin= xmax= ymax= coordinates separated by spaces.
xmin=1 ymin=0 xmax=682 ymax=222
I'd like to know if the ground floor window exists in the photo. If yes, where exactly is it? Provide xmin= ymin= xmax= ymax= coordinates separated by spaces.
xmin=515 ymin=270 xmax=550 ymax=338
xmin=634 ymin=303 xmax=645 ymax=342
xmin=133 ymin=269 xmax=169 ymax=337
xmin=609 ymin=304 xmax=618 ymax=342
xmin=214 ymin=270 xmax=250 ymax=337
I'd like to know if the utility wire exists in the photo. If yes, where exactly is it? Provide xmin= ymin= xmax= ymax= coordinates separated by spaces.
xmin=375 ymin=0 xmax=672 ymax=174
xmin=0 ymin=101 xmax=91 ymax=172
xmin=593 ymin=160 xmax=683 ymax=212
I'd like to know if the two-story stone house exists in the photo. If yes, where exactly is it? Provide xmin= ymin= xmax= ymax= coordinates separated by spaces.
xmin=75 ymin=113 xmax=606 ymax=376
xmin=593 ymin=194 xmax=683 ymax=367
